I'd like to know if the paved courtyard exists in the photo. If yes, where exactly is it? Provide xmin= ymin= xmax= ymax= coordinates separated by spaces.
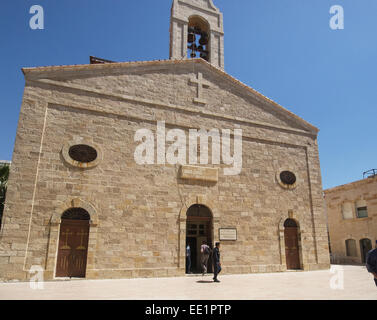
xmin=0 ymin=265 xmax=375 ymax=300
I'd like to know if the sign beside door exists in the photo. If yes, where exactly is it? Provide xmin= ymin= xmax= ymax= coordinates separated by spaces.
xmin=219 ymin=228 xmax=237 ymax=241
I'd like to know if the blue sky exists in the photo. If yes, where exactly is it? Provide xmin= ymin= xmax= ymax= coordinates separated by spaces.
xmin=0 ymin=0 xmax=376 ymax=189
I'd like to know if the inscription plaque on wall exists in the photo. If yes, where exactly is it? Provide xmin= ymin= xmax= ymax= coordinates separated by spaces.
xmin=219 ymin=228 xmax=237 ymax=241
xmin=179 ymin=165 xmax=218 ymax=183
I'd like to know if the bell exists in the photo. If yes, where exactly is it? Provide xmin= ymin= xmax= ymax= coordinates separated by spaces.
xmin=188 ymin=33 xmax=196 ymax=43
xmin=194 ymin=27 xmax=201 ymax=34
xmin=188 ymin=26 xmax=195 ymax=34
xmin=191 ymin=52 xmax=197 ymax=58
xmin=187 ymin=44 xmax=196 ymax=51
xmin=199 ymin=36 xmax=208 ymax=46
xmin=197 ymin=45 xmax=204 ymax=52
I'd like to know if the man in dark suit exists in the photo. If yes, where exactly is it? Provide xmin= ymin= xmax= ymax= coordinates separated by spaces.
xmin=366 ymin=240 xmax=377 ymax=287
xmin=213 ymin=242 xmax=221 ymax=283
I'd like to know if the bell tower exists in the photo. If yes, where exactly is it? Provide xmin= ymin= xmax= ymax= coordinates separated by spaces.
xmin=169 ymin=0 xmax=224 ymax=70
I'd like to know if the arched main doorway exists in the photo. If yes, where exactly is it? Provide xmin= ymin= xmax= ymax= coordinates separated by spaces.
xmin=56 ymin=208 xmax=90 ymax=278
xmin=186 ymin=204 xmax=213 ymax=274
xmin=284 ymin=219 xmax=301 ymax=270
xmin=360 ymin=238 xmax=372 ymax=263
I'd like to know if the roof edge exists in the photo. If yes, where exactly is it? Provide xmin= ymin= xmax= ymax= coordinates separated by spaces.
xmin=324 ymin=175 xmax=377 ymax=194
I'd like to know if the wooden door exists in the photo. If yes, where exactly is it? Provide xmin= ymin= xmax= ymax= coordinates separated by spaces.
xmin=56 ymin=219 xmax=90 ymax=278
xmin=284 ymin=227 xmax=300 ymax=270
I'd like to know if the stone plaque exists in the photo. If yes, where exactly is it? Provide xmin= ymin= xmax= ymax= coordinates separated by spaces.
xmin=179 ymin=165 xmax=218 ymax=183
xmin=219 ymin=228 xmax=237 ymax=241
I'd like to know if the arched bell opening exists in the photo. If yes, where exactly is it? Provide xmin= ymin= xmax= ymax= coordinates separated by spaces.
xmin=187 ymin=16 xmax=210 ymax=61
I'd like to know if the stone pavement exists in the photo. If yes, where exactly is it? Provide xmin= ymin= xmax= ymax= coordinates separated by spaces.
xmin=0 ymin=265 xmax=375 ymax=300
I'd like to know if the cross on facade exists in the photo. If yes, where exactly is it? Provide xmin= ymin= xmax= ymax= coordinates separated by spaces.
xmin=190 ymin=72 xmax=211 ymax=105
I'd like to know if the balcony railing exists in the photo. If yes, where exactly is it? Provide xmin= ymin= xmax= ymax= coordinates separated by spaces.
xmin=363 ymin=169 xmax=377 ymax=179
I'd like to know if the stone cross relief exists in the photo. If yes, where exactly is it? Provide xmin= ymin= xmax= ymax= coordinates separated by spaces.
xmin=190 ymin=72 xmax=211 ymax=105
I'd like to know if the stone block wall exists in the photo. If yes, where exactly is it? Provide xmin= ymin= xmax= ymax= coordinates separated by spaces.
xmin=0 ymin=59 xmax=330 ymax=281
xmin=325 ymin=176 xmax=377 ymax=264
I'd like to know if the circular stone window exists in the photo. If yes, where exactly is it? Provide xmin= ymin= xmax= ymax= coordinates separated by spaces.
xmin=68 ymin=144 xmax=98 ymax=163
xmin=62 ymin=141 xmax=102 ymax=169
xmin=280 ymin=171 xmax=296 ymax=186
xmin=276 ymin=170 xmax=298 ymax=190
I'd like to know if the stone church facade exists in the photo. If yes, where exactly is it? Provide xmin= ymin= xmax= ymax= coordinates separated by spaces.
xmin=0 ymin=0 xmax=330 ymax=281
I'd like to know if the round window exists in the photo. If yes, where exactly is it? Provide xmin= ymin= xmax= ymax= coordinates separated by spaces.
xmin=280 ymin=171 xmax=297 ymax=186
xmin=68 ymin=144 xmax=98 ymax=163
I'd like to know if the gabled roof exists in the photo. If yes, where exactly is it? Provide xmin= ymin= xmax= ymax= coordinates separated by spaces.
xmin=22 ymin=58 xmax=319 ymax=134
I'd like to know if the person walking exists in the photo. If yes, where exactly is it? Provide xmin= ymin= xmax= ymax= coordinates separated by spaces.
xmin=366 ymin=240 xmax=377 ymax=287
xmin=186 ymin=244 xmax=192 ymax=274
xmin=213 ymin=242 xmax=221 ymax=282
xmin=200 ymin=241 xmax=211 ymax=276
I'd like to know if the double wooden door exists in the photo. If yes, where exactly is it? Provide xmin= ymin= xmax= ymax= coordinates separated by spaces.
xmin=56 ymin=219 xmax=90 ymax=278
xmin=284 ymin=226 xmax=300 ymax=270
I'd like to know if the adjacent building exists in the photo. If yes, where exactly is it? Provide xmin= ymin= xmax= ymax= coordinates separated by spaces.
xmin=325 ymin=170 xmax=377 ymax=264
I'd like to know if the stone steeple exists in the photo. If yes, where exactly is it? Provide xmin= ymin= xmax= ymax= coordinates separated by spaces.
xmin=169 ymin=0 xmax=224 ymax=70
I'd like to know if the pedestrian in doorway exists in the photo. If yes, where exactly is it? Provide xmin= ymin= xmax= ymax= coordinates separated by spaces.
xmin=366 ymin=240 xmax=377 ymax=287
xmin=200 ymin=241 xmax=211 ymax=276
xmin=186 ymin=244 xmax=192 ymax=274
xmin=213 ymin=242 xmax=221 ymax=282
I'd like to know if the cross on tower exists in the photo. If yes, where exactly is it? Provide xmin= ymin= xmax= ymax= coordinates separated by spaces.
xmin=190 ymin=72 xmax=211 ymax=105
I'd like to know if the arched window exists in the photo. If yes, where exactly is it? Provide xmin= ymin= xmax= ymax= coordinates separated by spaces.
xmin=345 ymin=239 xmax=357 ymax=257
xmin=61 ymin=207 xmax=90 ymax=220
xmin=187 ymin=204 xmax=212 ymax=218
xmin=284 ymin=219 xmax=298 ymax=228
